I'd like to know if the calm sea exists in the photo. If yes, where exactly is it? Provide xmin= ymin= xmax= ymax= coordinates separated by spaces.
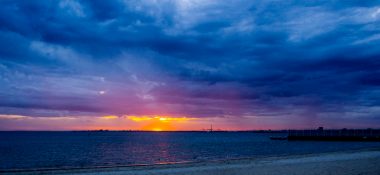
xmin=1 ymin=131 xmax=380 ymax=170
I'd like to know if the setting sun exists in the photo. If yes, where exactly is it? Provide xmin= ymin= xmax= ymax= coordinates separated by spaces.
xmin=152 ymin=128 xmax=162 ymax=132
xmin=125 ymin=115 xmax=197 ymax=131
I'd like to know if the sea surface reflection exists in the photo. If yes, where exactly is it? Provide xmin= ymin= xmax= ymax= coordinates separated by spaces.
xmin=1 ymin=131 xmax=380 ymax=170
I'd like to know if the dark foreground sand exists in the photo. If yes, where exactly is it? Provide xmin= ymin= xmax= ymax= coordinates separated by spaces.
xmin=4 ymin=149 xmax=380 ymax=175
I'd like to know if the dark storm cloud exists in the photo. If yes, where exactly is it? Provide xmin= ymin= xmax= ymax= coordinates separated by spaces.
xmin=0 ymin=0 xmax=380 ymax=128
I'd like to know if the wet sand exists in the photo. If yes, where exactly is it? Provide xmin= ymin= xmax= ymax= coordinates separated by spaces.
xmin=4 ymin=149 xmax=380 ymax=175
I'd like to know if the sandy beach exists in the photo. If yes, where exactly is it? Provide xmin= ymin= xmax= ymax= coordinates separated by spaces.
xmin=4 ymin=149 xmax=380 ymax=175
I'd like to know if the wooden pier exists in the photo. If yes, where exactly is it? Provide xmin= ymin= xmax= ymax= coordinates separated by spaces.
xmin=271 ymin=127 xmax=380 ymax=141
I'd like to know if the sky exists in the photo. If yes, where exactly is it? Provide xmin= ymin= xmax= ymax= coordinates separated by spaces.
xmin=0 ymin=0 xmax=380 ymax=131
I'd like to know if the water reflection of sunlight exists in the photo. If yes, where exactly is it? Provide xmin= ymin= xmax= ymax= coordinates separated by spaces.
xmin=155 ymin=134 xmax=171 ymax=163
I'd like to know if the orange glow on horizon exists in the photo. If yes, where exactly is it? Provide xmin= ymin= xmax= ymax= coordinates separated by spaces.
xmin=152 ymin=128 xmax=163 ymax=131
xmin=1 ymin=114 xmax=253 ymax=131
xmin=127 ymin=116 xmax=154 ymax=122
xmin=125 ymin=115 xmax=196 ymax=131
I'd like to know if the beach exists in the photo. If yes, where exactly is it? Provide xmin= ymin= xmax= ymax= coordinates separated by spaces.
xmin=4 ymin=149 xmax=380 ymax=175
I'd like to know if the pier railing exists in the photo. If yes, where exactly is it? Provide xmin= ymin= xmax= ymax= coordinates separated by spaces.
xmin=288 ymin=129 xmax=380 ymax=137
xmin=286 ymin=129 xmax=380 ymax=141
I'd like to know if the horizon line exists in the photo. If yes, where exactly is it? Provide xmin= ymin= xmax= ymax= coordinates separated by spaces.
xmin=1 ymin=127 xmax=380 ymax=132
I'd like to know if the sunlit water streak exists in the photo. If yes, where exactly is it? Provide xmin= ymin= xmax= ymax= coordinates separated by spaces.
xmin=1 ymin=131 xmax=380 ymax=170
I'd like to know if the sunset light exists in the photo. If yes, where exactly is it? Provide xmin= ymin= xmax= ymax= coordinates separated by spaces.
xmin=126 ymin=115 xmax=197 ymax=131
xmin=101 ymin=115 xmax=118 ymax=120
xmin=152 ymin=128 xmax=163 ymax=132
xmin=126 ymin=116 xmax=195 ymax=122
xmin=1 ymin=1 xmax=380 ymax=173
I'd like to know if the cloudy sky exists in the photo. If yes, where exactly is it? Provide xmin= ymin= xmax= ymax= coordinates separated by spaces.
xmin=0 ymin=0 xmax=380 ymax=130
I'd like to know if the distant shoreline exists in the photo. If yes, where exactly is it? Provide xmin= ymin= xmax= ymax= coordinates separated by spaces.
xmin=3 ymin=147 xmax=380 ymax=175
xmin=0 ymin=130 xmax=288 ymax=132
xmin=1 ymin=127 xmax=380 ymax=132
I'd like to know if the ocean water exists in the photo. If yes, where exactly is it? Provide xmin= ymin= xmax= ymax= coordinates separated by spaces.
xmin=1 ymin=131 xmax=380 ymax=170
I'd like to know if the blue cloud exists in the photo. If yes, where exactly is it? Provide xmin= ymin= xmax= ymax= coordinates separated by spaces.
xmin=0 ymin=0 xmax=380 ymax=128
